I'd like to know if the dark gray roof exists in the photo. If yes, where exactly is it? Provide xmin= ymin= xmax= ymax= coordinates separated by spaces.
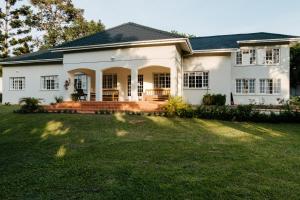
xmin=1 ymin=23 xmax=298 ymax=64
xmin=55 ymin=22 xmax=182 ymax=49
xmin=190 ymin=32 xmax=297 ymax=51
xmin=0 ymin=49 xmax=63 ymax=63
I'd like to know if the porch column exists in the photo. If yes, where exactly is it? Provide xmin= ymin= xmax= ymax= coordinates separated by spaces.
xmin=131 ymin=67 xmax=138 ymax=101
xmin=95 ymin=70 xmax=103 ymax=101
xmin=170 ymin=66 xmax=178 ymax=96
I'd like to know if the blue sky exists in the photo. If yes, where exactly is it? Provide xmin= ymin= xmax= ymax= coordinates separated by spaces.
xmin=73 ymin=0 xmax=300 ymax=37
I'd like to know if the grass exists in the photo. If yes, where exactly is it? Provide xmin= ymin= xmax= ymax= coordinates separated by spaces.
xmin=0 ymin=105 xmax=300 ymax=199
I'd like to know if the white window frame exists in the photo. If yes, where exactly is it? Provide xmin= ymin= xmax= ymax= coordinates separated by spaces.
xmin=235 ymin=79 xmax=256 ymax=94
xmin=235 ymin=49 xmax=256 ymax=65
xmin=41 ymin=75 xmax=59 ymax=91
xmin=183 ymin=71 xmax=209 ymax=89
xmin=9 ymin=77 xmax=25 ymax=91
xmin=264 ymin=48 xmax=280 ymax=65
xmin=153 ymin=73 xmax=170 ymax=89
xmin=103 ymin=74 xmax=117 ymax=89
xmin=259 ymin=79 xmax=281 ymax=95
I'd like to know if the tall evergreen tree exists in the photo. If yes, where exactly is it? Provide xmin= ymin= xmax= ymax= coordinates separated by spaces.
xmin=0 ymin=0 xmax=36 ymax=58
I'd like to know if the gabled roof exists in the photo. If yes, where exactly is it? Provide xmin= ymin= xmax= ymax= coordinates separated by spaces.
xmin=54 ymin=22 xmax=182 ymax=50
xmin=190 ymin=32 xmax=298 ymax=51
xmin=0 ymin=49 xmax=63 ymax=63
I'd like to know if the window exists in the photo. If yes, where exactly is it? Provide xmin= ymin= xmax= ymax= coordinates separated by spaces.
xmin=127 ymin=75 xmax=131 ymax=97
xmin=236 ymin=51 xmax=242 ymax=65
xmin=9 ymin=77 xmax=25 ymax=90
xmin=41 ymin=76 xmax=59 ymax=90
xmin=236 ymin=49 xmax=256 ymax=65
xmin=260 ymin=79 xmax=281 ymax=94
xmin=235 ymin=79 xmax=256 ymax=94
xmin=103 ymin=74 xmax=117 ymax=89
xmin=128 ymin=75 xmax=144 ymax=97
xmin=183 ymin=71 xmax=209 ymax=89
xmin=153 ymin=73 xmax=170 ymax=89
xmin=265 ymin=48 xmax=280 ymax=64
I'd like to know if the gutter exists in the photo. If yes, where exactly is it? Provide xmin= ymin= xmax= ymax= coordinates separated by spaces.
xmin=192 ymin=48 xmax=238 ymax=54
xmin=0 ymin=58 xmax=63 ymax=65
xmin=237 ymin=38 xmax=300 ymax=44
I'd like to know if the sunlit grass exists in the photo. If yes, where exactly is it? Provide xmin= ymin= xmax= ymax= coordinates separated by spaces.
xmin=0 ymin=105 xmax=300 ymax=199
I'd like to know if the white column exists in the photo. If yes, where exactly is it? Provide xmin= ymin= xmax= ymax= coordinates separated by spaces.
xmin=170 ymin=66 xmax=178 ymax=96
xmin=131 ymin=67 xmax=138 ymax=101
xmin=95 ymin=70 xmax=103 ymax=101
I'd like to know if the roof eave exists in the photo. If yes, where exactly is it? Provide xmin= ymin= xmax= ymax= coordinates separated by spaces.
xmin=0 ymin=58 xmax=63 ymax=66
xmin=51 ymin=38 xmax=191 ymax=52
xmin=192 ymin=48 xmax=238 ymax=54
xmin=237 ymin=38 xmax=300 ymax=44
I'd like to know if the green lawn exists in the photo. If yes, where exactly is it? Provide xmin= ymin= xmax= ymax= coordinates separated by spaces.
xmin=0 ymin=106 xmax=300 ymax=199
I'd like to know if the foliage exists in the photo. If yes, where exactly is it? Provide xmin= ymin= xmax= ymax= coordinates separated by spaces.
xmin=0 ymin=0 xmax=37 ymax=58
xmin=54 ymin=96 xmax=63 ymax=104
xmin=163 ymin=96 xmax=189 ymax=117
xmin=170 ymin=30 xmax=196 ymax=38
xmin=63 ymin=18 xmax=105 ymax=42
xmin=202 ymin=94 xmax=226 ymax=106
xmin=17 ymin=97 xmax=43 ymax=113
xmin=168 ymin=104 xmax=300 ymax=123
xmin=71 ymin=93 xmax=79 ymax=101
xmin=290 ymin=43 xmax=300 ymax=92
xmin=31 ymin=0 xmax=105 ymax=49
xmin=290 ymin=96 xmax=300 ymax=106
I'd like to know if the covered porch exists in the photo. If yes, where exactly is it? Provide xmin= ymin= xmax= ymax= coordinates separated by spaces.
xmin=67 ymin=65 xmax=176 ymax=102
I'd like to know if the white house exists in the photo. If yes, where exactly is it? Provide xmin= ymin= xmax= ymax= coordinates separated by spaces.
xmin=0 ymin=22 xmax=299 ymax=105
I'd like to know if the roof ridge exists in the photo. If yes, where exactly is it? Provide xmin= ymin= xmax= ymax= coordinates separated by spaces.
xmin=190 ymin=32 xmax=297 ymax=39
xmin=126 ymin=22 xmax=183 ymax=38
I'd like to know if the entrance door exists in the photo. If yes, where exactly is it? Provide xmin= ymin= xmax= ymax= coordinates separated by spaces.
xmin=127 ymin=75 xmax=144 ymax=100
xmin=74 ymin=73 xmax=88 ymax=94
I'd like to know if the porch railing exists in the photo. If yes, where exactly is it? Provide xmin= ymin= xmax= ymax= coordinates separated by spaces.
xmin=144 ymin=89 xmax=170 ymax=101
xmin=103 ymin=89 xmax=119 ymax=101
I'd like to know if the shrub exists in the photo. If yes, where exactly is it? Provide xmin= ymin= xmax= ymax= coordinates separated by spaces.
xmin=290 ymin=96 xmax=300 ymax=107
xmin=202 ymin=94 xmax=226 ymax=106
xmin=163 ymin=96 xmax=189 ymax=117
xmin=18 ymin=97 xmax=43 ymax=113
xmin=54 ymin=96 xmax=64 ymax=104
xmin=71 ymin=93 xmax=79 ymax=101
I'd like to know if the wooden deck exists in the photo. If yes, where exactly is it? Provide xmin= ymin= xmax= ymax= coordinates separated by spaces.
xmin=45 ymin=101 xmax=167 ymax=113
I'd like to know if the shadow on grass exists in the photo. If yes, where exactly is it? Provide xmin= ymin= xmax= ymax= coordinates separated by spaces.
xmin=0 ymin=107 xmax=300 ymax=199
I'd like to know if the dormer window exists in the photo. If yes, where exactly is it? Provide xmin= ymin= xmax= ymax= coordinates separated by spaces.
xmin=236 ymin=49 xmax=256 ymax=65
xmin=264 ymin=48 xmax=280 ymax=65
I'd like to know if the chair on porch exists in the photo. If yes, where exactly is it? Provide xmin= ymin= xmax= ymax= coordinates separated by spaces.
xmin=76 ymin=89 xmax=88 ymax=101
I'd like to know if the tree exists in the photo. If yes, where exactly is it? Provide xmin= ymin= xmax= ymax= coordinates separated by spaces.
xmin=171 ymin=30 xmax=196 ymax=38
xmin=0 ymin=0 xmax=36 ymax=58
xmin=63 ymin=18 xmax=105 ymax=42
xmin=31 ymin=0 xmax=104 ymax=49
xmin=290 ymin=43 xmax=300 ymax=96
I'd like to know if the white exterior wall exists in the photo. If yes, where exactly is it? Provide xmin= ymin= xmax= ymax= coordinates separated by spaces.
xmin=63 ymin=45 xmax=179 ymax=101
xmin=1 ymin=43 xmax=292 ymax=105
xmin=0 ymin=77 xmax=2 ymax=94
xmin=182 ymin=54 xmax=232 ymax=105
xmin=231 ymin=45 xmax=290 ymax=105
xmin=2 ymin=64 xmax=64 ymax=104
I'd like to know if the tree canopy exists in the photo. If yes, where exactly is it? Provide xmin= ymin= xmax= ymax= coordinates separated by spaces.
xmin=0 ymin=0 xmax=105 ymax=57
